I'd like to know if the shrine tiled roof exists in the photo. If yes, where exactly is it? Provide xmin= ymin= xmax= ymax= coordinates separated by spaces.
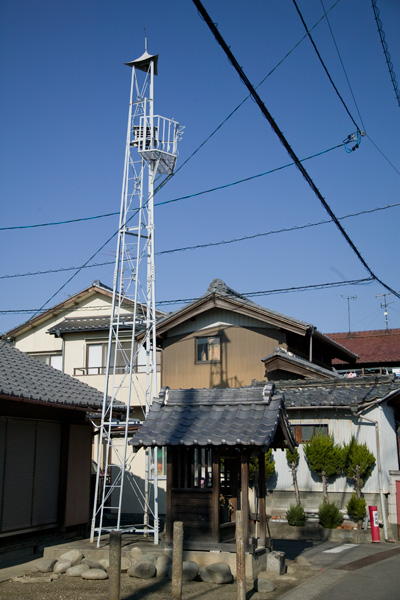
xmin=130 ymin=384 xmax=296 ymax=450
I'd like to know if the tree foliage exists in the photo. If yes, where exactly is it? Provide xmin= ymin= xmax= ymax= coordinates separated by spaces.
xmin=303 ymin=432 xmax=345 ymax=501
xmin=343 ymin=436 xmax=375 ymax=497
xmin=347 ymin=492 xmax=367 ymax=522
xmin=249 ymin=449 xmax=275 ymax=485
xmin=318 ymin=500 xmax=343 ymax=529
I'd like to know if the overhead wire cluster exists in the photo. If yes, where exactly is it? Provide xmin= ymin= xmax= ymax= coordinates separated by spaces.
xmin=191 ymin=0 xmax=399 ymax=301
xmin=1 ymin=0 xmax=399 ymax=322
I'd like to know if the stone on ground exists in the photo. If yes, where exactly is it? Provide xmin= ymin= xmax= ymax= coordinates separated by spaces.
xmin=81 ymin=568 xmax=108 ymax=580
xmin=58 ymin=549 xmax=84 ymax=566
xmin=182 ymin=560 xmax=199 ymax=581
xmin=121 ymin=556 xmax=132 ymax=572
xmin=53 ymin=560 xmax=72 ymax=574
xmin=98 ymin=558 xmax=109 ymax=570
xmin=35 ymin=558 xmax=57 ymax=573
xmin=295 ymin=555 xmax=311 ymax=566
xmin=155 ymin=554 xmax=171 ymax=578
xmin=199 ymin=562 xmax=233 ymax=584
xmin=129 ymin=547 xmax=143 ymax=561
xmin=256 ymin=577 xmax=276 ymax=593
xmin=81 ymin=558 xmax=104 ymax=569
xmin=66 ymin=564 xmax=88 ymax=577
xmin=266 ymin=550 xmax=286 ymax=575
xmin=128 ymin=560 xmax=156 ymax=579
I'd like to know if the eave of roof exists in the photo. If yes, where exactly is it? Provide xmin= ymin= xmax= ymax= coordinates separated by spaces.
xmin=130 ymin=384 xmax=296 ymax=450
xmin=0 ymin=341 xmax=106 ymax=410
xmin=261 ymin=348 xmax=341 ymax=379
xmin=156 ymin=287 xmax=357 ymax=362
xmin=274 ymin=375 xmax=400 ymax=410
xmin=2 ymin=281 xmax=117 ymax=340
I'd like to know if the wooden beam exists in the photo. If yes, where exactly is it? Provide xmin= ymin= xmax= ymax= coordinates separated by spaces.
xmin=240 ymin=452 xmax=249 ymax=547
xmin=212 ymin=450 xmax=220 ymax=542
xmin=166 ymin=448 xmax=173 ymax=543
xmin=258 ymin=450 xmax=266 ymax=548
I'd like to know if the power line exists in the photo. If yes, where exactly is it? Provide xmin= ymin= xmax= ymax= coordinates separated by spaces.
xmin=1 ymin=200 xmax=399 ymax=280
xmin=0 ymin=143 xmax=343 ymax=233
xmin=0 ymin=276 xmax=375 ymax=315
xmin=319 ymin=0 xmax=400 ymax=177
xmin=292 ymin=0 xmax=362 ymax=134
xmin=0 ymin=3 xmax=344 ymax=321
xmin=371 ymin=0 xmax=400 ymax=108
xmin=319 ymin=0 xmax=367 ymax=132
xmin=191 ymin=0 xmax=400 ymax=301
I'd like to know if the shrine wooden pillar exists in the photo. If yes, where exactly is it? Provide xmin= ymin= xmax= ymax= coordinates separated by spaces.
xmin=258 ymin=449 xmax=266 ymax=548
xmin=240 ymin=452 xmax=249 ymax=548
xmin=212 ymin=450 xmax=220 ymax=543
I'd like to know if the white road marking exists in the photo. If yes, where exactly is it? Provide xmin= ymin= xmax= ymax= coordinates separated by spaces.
xmin=323 ymin=544 xmax=359 ymax=554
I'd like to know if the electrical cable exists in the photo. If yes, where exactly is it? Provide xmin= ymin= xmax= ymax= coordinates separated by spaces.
xmin=292 ymin=0 xmax=362 ymax=134
xmin=191 ymin=0 xmax=400 ymax=301
xmin=139 ymin=0 xmax=342 ymax=188
xmin=2 ymin=199 xmax=399 ymax=280
xmin=0 ymin=142 xmax=343 ymax=233
xmin=0 ymin=276 xmax=375 ymax=315
xmin=320 ymin=0 xmax=400 ymax=176
xmin=371 ymin=0 xmax=400 ymax=108
xmin=319 ymin=0 xmax=367 ymax=132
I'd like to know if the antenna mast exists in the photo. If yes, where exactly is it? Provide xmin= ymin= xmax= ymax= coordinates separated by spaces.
xmin=341 ymin=295 xmax=357 ymax=335
xmin=377 ymin=293 xmax=393 ymax=332
xmin=90 ymin=46 xmax=182 ymax=546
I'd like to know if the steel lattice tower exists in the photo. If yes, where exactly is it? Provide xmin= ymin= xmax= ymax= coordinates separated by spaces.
xmin=90 ymin=46 xmax=182 ymax=546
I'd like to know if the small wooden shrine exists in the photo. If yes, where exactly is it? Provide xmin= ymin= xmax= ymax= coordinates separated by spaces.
xmin=130 ymin=383 xmax=296 ymax=552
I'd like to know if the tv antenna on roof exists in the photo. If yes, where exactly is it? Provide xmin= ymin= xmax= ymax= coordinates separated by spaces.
xmin=341 ymin=295 xmax=357 ymax=335
xmin=377 ymin=293 xmax=393 ymax=332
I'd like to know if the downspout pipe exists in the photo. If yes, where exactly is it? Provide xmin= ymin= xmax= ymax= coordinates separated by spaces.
xmin=353 ymin=408 xmax=390 ymax=542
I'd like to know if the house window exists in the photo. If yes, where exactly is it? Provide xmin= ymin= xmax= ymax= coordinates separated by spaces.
xmin=196 ymin=336 xmax=221 ymax=363
xmin=294 ymin=424 xmax=328 ymax=443
xmin=30 ymin=353 xmax=62 ymax=371
xmin=85 ymin=341 xmax=160 ymax=375
xmin=293 ymin=424 xmax=328 ymax=444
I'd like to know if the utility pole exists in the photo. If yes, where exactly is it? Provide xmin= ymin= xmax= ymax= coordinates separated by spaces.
xmin=341 ymin=295 xmax=357 ymax=335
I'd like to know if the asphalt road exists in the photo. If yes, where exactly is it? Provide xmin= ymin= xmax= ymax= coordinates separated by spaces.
xmin=275 ymin=540 xmax=400 ymax=600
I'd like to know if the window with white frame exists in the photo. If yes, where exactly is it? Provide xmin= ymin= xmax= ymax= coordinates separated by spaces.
xmin=30 ymin=353 xmax=63 ymax=371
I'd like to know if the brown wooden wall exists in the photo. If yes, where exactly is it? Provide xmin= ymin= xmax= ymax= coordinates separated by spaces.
xmin=170 ymin=490 xmax=213 ymax=540
xmin=161 ymin=325 xmax=285 ymax=389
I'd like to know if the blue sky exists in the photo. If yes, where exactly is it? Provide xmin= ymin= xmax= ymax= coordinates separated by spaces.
xmin=1 ymin=0 xmax=399 ymax=335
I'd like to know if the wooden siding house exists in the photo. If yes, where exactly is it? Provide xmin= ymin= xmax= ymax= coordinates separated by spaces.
xmin=157 ymin=279 xmax=356 ymax=389
xmin=0 ymin=342 xmax=104 ymax=541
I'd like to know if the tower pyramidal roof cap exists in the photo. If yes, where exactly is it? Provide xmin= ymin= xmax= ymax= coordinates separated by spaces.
xmin=125 ymin=50 xmax=158 ymax=75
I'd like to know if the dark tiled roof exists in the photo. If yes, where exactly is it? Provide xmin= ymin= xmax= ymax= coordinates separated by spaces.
xmin=130 ymin=384 xmax=296 ymax=449
xmin=327 ymin=330 xmax=400 ymax=365
xmin=47 ymin=316 xmax=145 ymax=335
xmin=0 ymin=341 xmax=105 ymax=409
xmin=274 ymin=375 xmax=400 ymax=408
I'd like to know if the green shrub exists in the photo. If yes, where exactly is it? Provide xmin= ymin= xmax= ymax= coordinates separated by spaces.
xmin=318 ymin=500 xmax=344 ymax=529
xmin=286 ymin=504 xmax=307 ymax=527
xmin=347 ymin=493 xmax=367 ymax=522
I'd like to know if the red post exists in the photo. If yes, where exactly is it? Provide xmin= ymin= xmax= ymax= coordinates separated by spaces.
xmin=369 ymin=506 xmax=381 ymax=542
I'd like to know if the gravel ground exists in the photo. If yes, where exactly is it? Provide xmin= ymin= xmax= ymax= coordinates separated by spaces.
xmin=0 ymin=561 xmax=317 ymax=600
